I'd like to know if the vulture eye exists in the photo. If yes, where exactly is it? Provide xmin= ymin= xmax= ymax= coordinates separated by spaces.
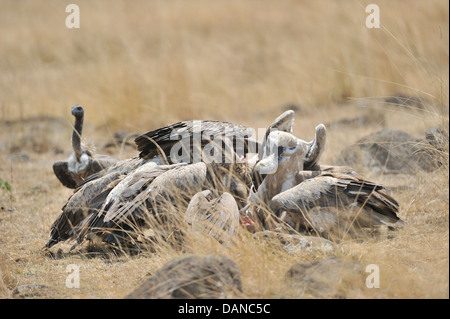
xmin=277 ymin=146 xmax=284 ymax=160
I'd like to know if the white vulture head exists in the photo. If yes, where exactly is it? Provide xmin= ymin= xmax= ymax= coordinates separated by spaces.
xmin=253 ymin=124 xmax=327 ymax=202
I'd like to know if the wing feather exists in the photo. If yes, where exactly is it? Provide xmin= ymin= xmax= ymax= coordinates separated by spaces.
xmin=135 ymin=120 xmax=254 ymax=159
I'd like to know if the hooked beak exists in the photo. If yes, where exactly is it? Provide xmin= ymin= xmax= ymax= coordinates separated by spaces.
xmin=255 ymin=153 xmax=279 ymax=175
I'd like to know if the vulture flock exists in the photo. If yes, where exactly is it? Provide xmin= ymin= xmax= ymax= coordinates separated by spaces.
xmin=46 ymin=105 xmax=404 ymax=252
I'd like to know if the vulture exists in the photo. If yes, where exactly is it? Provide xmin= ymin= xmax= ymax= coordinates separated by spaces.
xmin=45 ymin=157 xmax=145 ymax=248
xmin=251 ymin=110 xmax=325 ymax=189
xmin=46 ymin=161 xmax=209 ymax=249
xmin=253 ymin=128 xmax=404 ymax=237
xmin=257 ymin=111 xmax=326 ymax=170
xmin=45 ymin=110 xmax=319 ymax=250
xmin=184 ymin=190 xmax=240 ymax=244
xmin=46 ymin=157 xmax=251 ymax=250
xmin=53 ymin=105 xmax=118 ymax=189
xmin=253 ymin=124 xmax=327 ymax=203
xmin=269 ymin=172 xmax=403 ymax=237
xmin=74 ymin=162 xmax=210 ymax=248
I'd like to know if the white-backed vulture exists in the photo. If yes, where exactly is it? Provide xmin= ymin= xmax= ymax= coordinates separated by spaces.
xmin=53 ymin=105 xmax=118 ymax=189
xmin=253 ymin=124 xmax=327 ymax=203
xmin=45 ymin=157 xmax=146 ymax=248
xmin=76 ymin=162 xmax=208 ymax=246
xmin=46 ymin=112 xmax=304 ymax=250
xmin=269 ymin=172 xmax=403 ymax=236
xmin=254 ymin=128 xmax=403 ymax=236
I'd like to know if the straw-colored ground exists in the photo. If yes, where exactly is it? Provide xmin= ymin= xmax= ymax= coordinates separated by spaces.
xmin=0 ymin=0 xmax=448 ymax=299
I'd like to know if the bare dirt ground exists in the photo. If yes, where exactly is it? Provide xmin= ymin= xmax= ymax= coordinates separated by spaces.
xmin=0 ymin=0 xmax=448 ymax=299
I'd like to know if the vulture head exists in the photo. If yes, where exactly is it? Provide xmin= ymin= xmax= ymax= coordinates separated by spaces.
xmin=71 ymin=104 xmax=84 ymax=119
xmin=256 ymin=124 xmax=326 ymax=176
xmin=251 ymin=124 xmax=326 ymax=203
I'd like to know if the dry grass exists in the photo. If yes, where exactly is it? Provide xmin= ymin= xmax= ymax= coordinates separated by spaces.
xmin=0 ymin=0 xmax=448 ymax=299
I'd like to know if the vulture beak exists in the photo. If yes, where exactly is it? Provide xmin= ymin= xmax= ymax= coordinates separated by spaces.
xmin=256 ymin=131 xmax=308 ymax=175
xmin=255 ymin=152 xmax=278 ymax=174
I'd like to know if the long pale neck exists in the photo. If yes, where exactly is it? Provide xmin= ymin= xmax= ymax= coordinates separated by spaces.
xmin=258 ymin=154 xmax=303 ymax=203
xmin=72 ymin=115 xmax=83 ymax=160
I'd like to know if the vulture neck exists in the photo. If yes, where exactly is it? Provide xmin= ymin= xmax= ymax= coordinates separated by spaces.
xmin=72 ymin=115 xmax=84 ymax=161
xmin=258 ymin=154 xmax=304 ymax=203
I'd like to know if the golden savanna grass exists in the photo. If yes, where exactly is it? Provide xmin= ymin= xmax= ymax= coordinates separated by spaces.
xmin=0 ymin=0 xmax=448 ymax=298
